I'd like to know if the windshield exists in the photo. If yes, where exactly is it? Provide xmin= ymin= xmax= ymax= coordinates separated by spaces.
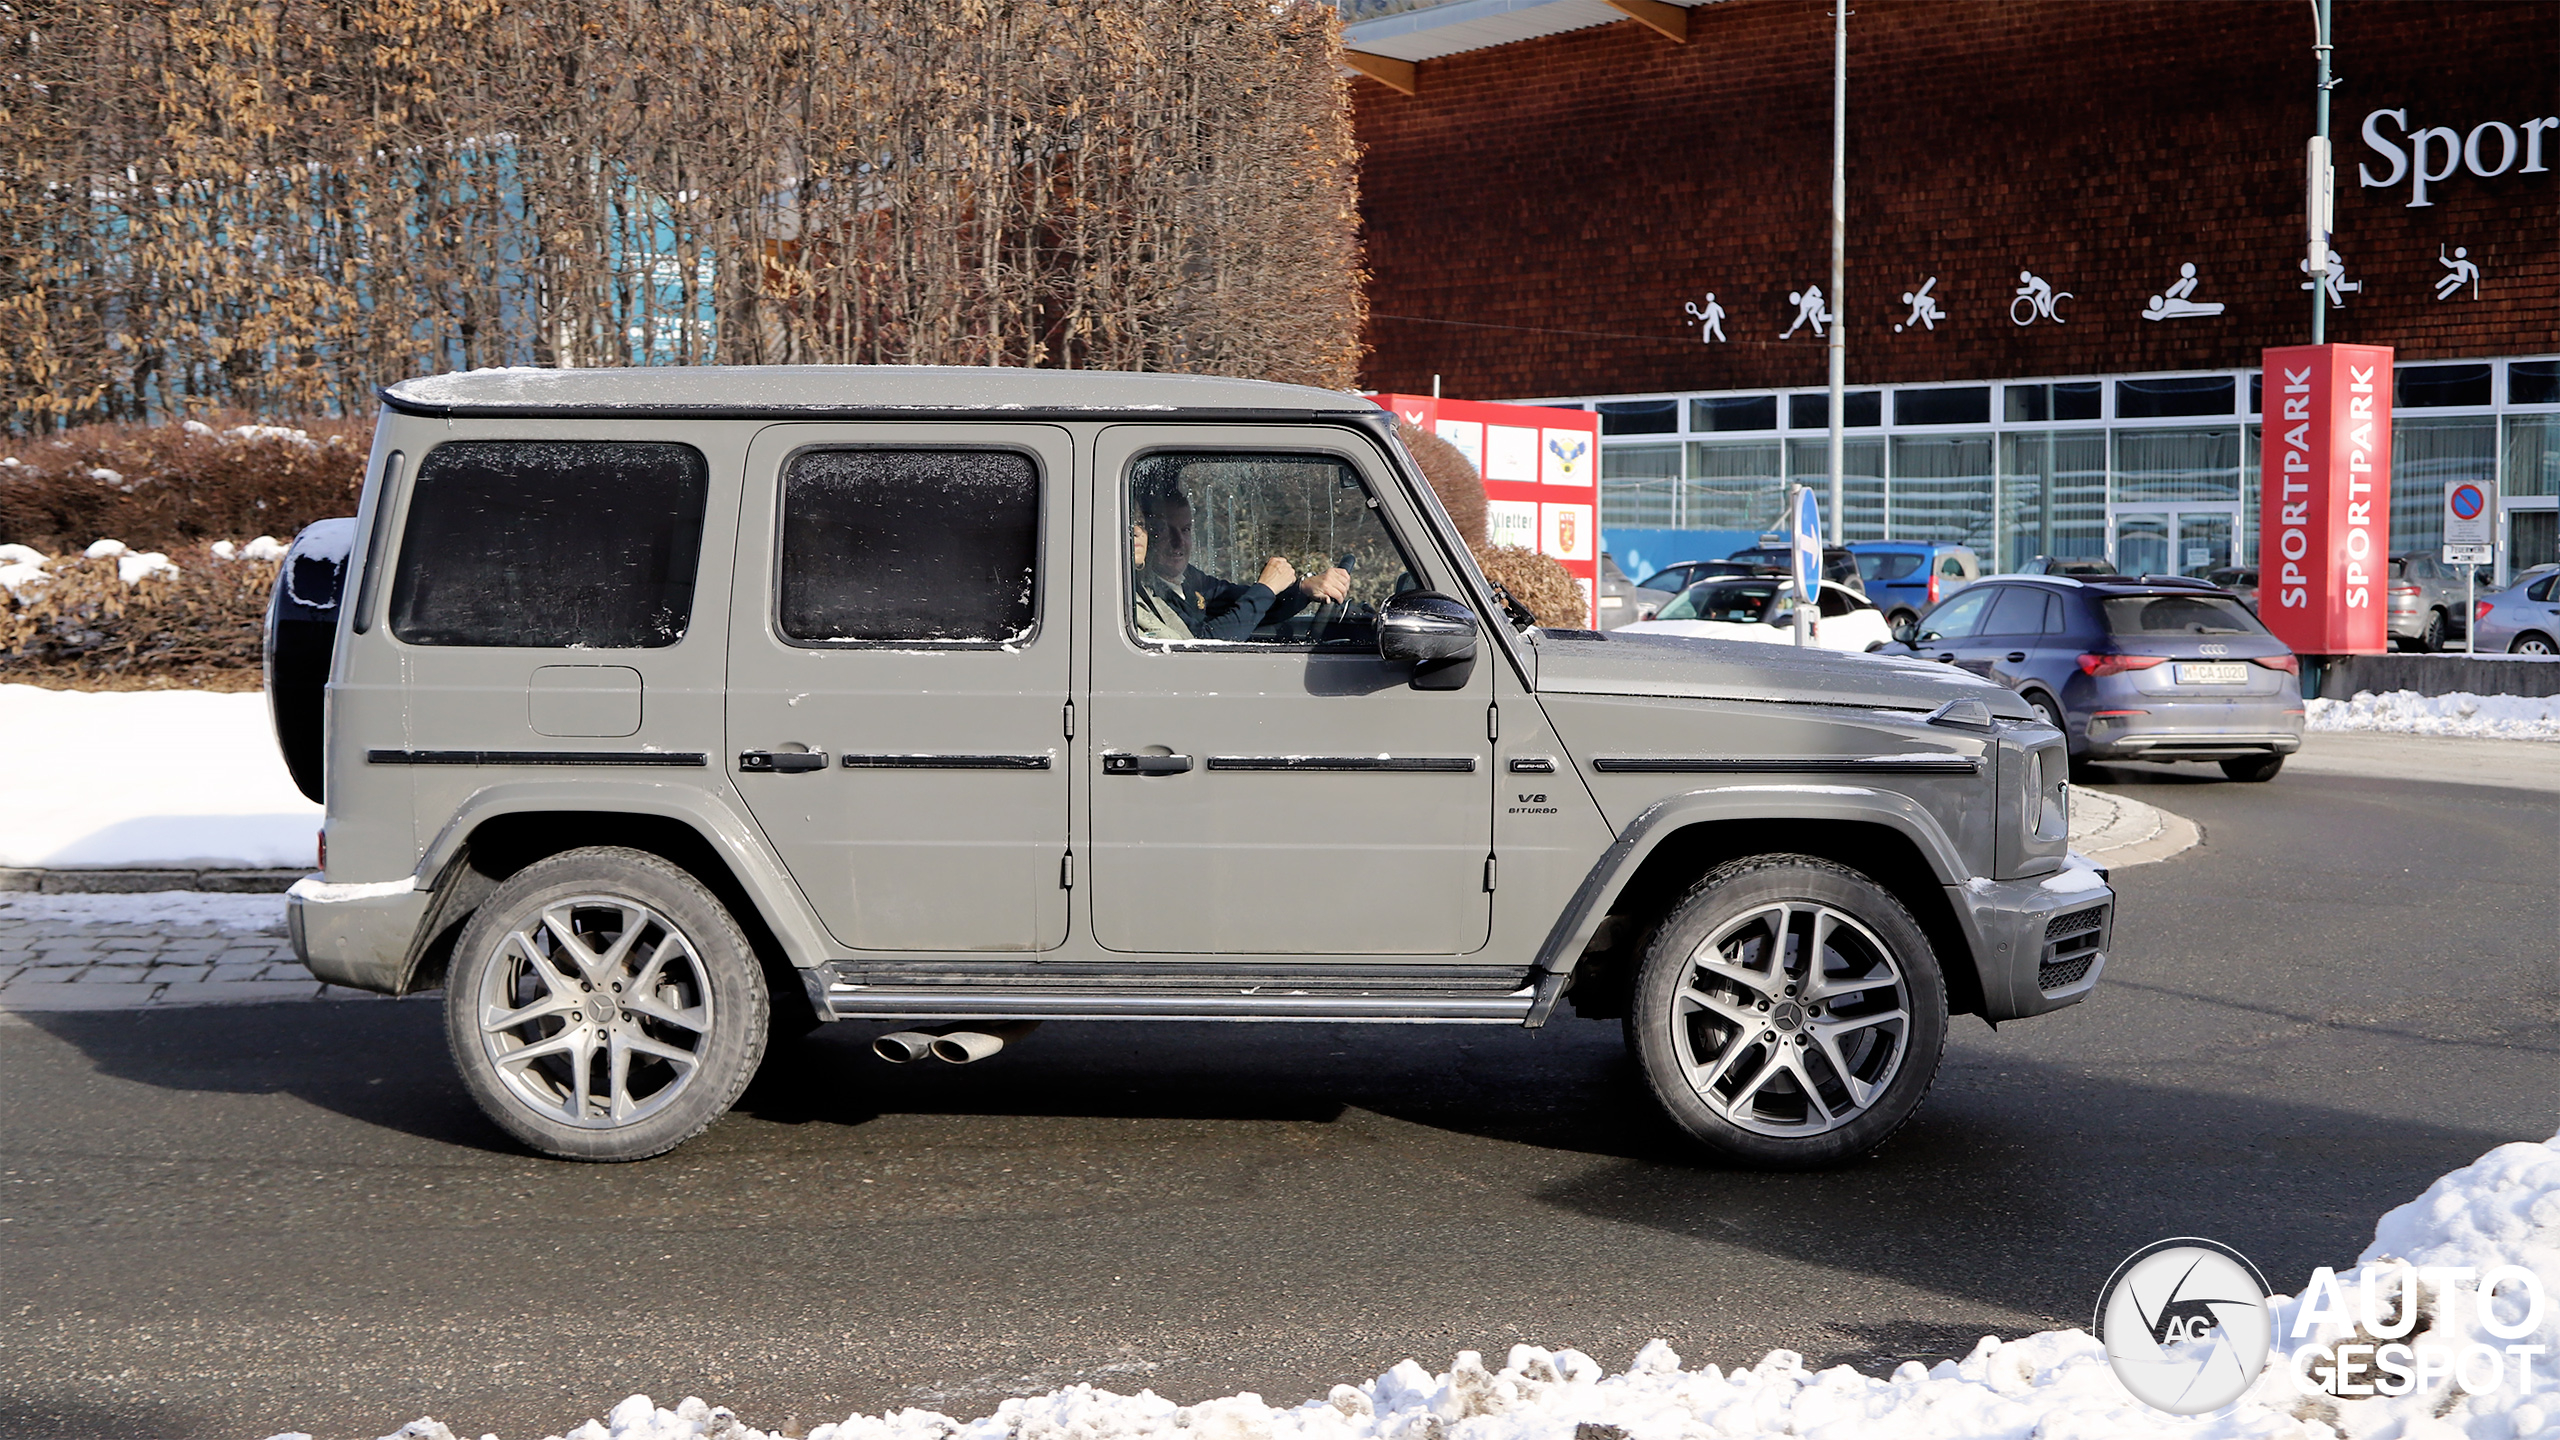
xmin=2100 ymin=594 xmax=2267 ymax=636
xmin=1660 ymin=580 xmax=1784 ymax=623
xmin=1857 ymin=551 xmax=1923 ymax=581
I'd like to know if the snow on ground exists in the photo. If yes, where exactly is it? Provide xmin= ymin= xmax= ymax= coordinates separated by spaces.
xmin=333 ymin=1126 xmax=2560 ymax=1440
xmin=0 ymin=889 xmax=285 ymax=932
xmin=2307 ymin=689 xmax=2560 ymax=741
xmin=0 ymin=685 xmax=319 ymax=869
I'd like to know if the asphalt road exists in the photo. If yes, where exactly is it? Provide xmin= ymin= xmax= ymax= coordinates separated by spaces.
xmin=5 ymin=740 xmax=2555 ymax=1440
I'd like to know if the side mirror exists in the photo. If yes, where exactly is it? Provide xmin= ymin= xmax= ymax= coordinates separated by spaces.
xmin=1891 ymin=621 xmax=1918 ymax=645
xmin=1379 ymin=590 xmax=1479 ymax=689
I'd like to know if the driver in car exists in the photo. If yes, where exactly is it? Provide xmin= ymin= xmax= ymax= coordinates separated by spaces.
xmin=1135 ymin=480 xmax=1350 ymax=641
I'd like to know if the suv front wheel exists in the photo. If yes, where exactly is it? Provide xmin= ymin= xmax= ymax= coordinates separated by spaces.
xmin=446 ymin=847 xmax=769 ymax=1161
xmin=1629 ymin=856 xmax=1948 ymax=1168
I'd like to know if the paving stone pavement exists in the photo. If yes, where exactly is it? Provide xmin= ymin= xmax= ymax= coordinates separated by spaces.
xmin=0 ymin=912 xmax=395 ymax=1011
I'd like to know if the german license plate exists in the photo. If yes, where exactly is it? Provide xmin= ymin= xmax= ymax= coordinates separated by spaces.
xmin=2176 ymin=662 xmax=2248 ymax=686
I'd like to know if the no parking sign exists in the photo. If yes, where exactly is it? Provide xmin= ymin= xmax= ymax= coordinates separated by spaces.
xmin=2446 ymin=480 xmax=2494 ymax=565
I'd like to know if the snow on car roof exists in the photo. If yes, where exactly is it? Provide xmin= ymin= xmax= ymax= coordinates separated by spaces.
xmin=381 ymin=365 xmax=1374 ymax=419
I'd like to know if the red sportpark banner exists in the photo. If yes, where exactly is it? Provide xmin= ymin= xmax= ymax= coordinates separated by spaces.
xmin=2258 ymin=345 xmax=2393 ymax=656
xmin=1374 ymin=394 xmax=1602 ymax=629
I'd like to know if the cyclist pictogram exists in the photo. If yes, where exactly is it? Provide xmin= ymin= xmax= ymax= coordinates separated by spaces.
xmin=2011 ymin=269 xmax=2071 ymax=326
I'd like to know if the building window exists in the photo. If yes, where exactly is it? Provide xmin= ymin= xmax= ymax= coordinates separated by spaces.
xmin=2397 ymin=364 xmax=2494 ymax=409
xmin=2000 ymin=432 xmax=2107 ymax=572
xmin=1599 ymin=444 xmax=1683 ymax=529
xmin=2501 ymin=417 xmax=2559 ymax=577
xmin=2116 ymin=376 xmax=2234 ymax=419
xmin=1690 ymin=395 xmax=1777 ymax=432
xmin=1787 ymin=391 xmax=1880 ymax=430
xmin=2112 ymin=427 xmax=2241 ymax=503
xmin=2388 ymin=420 xmax=2495 ymax=560
xmin=1784 ymin=437 xmax=1885 ymax=541
xmin=1597 ymin=399 xmax=1679 ymax=435
xmin=2513 ymin=361 xmax=2560 ymax=406
xmin=1893 ymin=387 xmax=1991 ymax=427
xmin=1888 ymin=434 xmax=1994 ymax=551
xmin=2005 ymin=382 xmax=2101 ymax=424
xmin=1679 ymin=440 xmax=1786 ymax=533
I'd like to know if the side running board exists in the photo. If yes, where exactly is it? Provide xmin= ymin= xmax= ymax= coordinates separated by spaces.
xmin=814 ymin=980 xmax=1536 ymax=1025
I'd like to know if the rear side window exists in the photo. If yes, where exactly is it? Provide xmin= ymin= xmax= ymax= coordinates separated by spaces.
xmin=779 ymin=448 xmax=1039 ymax=645
xmin=1859 ymin=551 xmax=1923 ymax=582
xmin=1935 ymin=553 xmax=1968 ymax=577
xmin=389 ymin=441 xmax=708 ymax=648
xmin=1980 ymin=586 xmax=2048 ymax=635
xmin=2101 ymin=594 xmax=2266 ymax=636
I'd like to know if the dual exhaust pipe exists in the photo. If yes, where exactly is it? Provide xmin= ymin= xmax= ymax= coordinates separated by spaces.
xmin=872 ymin=1020 xmax=1042 ymax=1066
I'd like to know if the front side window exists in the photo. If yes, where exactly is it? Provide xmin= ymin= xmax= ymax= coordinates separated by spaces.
xmin=389 ymin=441 xmax=708 ymax=648
xmin=1125 ymin=452 xmax=1418 ymax=647
xmin=1915 ymin=586 xmax=1995 ymax=641
xmin=779 ymin=448 xmax=1040 ymax=645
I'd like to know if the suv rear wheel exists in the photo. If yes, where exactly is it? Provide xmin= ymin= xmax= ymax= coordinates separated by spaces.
xmin=1628 ymin=856 xmax=1948 ymax=1168
xmin=446 ymin=847 xmax=768 ymax=1161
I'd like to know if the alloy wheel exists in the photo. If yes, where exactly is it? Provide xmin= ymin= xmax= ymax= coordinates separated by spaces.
xmin=1668 ymin=900 xmax=1913 ymax=1137
xmin=475 ymin=895 xmax=714 ymax=1129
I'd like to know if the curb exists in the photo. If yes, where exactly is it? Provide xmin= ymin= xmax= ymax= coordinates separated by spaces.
xmin=0 ymin=867 xmax=305 ymax=895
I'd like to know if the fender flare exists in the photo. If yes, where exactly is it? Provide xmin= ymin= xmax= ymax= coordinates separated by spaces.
xmin=412 ymin=779 xmax=832 ymax=971
xmin=1529 ymin=783 xmax=1971 ymax=981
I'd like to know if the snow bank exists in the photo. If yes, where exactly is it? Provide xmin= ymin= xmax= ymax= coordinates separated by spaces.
xmin=0 ymin=685 xmax=319 ymax=868
xmin=0 ymin=889 xmax=285 ymax=932
xmin=337 ymin=1128 xmax=2560 ymax=1440
xmin=2306 ymin=689 xmax=2560 ymax=741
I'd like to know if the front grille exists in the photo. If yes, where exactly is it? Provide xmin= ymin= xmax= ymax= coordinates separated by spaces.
xmin=2039 ymin=953 xmax=2097 ymax=990
xmin=2046 ymin=905 xmax=2104 ymax=941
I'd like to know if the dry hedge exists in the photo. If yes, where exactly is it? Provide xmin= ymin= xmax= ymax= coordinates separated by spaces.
xmin=0 ymin=547 xmax=278 ymax=691
xmin=0 ymin=418 xmax=366 ymax=554
xmin=1393 ymin=417 xmax=1584 ymax=628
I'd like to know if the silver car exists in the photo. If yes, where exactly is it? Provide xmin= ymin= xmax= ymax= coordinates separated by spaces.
xmin=2387 ymin=553 xmax=2480 ymax=652
xmin=1595 ymin=552 xmax=1674 ymax=630
xmin=2474 ymin=566 xmax=2560 ymax=654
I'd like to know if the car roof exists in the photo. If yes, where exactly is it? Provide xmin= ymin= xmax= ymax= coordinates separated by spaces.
xmin=1847 ymin=541 xmax=1969 ymax=553
xmin=1986 ymin=573 xmax=2084 ymax=588
xmin=381 ymin=365 xmax=1375 ymax=421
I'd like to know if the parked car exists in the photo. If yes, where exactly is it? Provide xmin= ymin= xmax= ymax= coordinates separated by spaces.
xmin=1633 ymin=558 xmax=1757 ymax=595
xmin=2473 ymin=566 xmax=2560 ymax=654
xmin=2205 ymin=566 xmax=2259 ymax=612
xmin=1726 ymin=544 xmax=1868 ymax=595
xmin=1616 ymin=576 xmax=1894 ymax=654
xmin=1879 ymin=576 xmax=2302 ymax=782
xmin=271 ymin=366 xmax=2109 ymax=1168
xmin=2013 ymin=556 xmax=2117 ymax=577
xmin=1595 ymin=552 xmax=1675 ymax=630
xmin=2387 ymin=553 xmax=2480 ymax=652
xmin=1848 ymin=542 xmax=1980 ymax=630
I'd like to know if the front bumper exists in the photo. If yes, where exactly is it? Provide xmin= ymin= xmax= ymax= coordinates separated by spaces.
xmin=1947 ymin=854 xmax=2114 ymax=1021
xmin=286 ymin=874 xmax=433 ymax=994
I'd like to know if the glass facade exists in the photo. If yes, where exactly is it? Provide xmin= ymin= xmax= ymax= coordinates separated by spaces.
xmin=1545 ymin=355 xmax=2559 ymax=584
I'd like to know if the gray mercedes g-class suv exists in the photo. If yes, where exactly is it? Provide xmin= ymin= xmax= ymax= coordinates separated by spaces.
xmin=272 ymin=366 xmax=2111 ymax=1165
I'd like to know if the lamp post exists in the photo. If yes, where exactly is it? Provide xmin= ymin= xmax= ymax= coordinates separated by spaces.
xmin=2308 ymin=0 xmax=2334 ymax=344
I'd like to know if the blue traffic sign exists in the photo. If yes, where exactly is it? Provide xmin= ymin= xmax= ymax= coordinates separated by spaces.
xmin=2450 ymin=484 xmax=2486 ymax=521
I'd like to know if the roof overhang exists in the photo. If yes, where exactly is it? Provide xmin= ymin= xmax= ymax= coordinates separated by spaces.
xmin=1343 ymin=0 xmax=1708 ymax=68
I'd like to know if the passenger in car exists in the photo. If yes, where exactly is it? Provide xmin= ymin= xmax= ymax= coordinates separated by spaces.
xmin=1134 ymin=480 xmax=1350 ymax=641
xmin=1130 ymin=521 xmax=1194 ymax=642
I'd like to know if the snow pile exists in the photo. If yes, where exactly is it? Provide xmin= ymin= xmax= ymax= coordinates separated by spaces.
xmin=2307 ymin=689 xmax=2560 ymax=741
xmin=0 ymin=889 xmax=285 ymax=932
xmin=0 ymin=542 xmax=47 ymax=597
xmin=0 ymin=685 xmax=319 ymax=868
xmin=181 ymin=417 xmax=324 ymax=450
xmin=208 ymin=535 xmax=289 ymax=563
xmin=331 ymin=1126 xmax=2560 ymax=1440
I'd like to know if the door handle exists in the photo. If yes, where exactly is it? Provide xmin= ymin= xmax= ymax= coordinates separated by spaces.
xmin=1102 ymin=752 xmax=1192 ymax=776
xmin=739 ymin=750 xmax=829 ymax=773
xmin=1934 ymin=652 xmax=1956 ymax=663
xmin=2006 ymin=651 xmax=2028 ymax=663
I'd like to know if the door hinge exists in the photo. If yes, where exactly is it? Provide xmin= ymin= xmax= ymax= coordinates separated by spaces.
xmin=1063 ymin=701 xmax=1075 ymax=739
xmin=1483 ymin=854 xmax=1498 ymax=892
xmin=1487 ymin=702 xmax=1500 ymax=742
xmin=1061 ymin=851 xmax=1075 ymax=888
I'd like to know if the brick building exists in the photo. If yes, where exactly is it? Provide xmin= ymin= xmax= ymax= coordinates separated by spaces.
xmin=1344 ymin=0 xmax=2560 ymax=579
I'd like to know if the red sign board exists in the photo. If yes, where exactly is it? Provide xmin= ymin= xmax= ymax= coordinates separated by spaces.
xmin=2258 ymin=344 xmax=2393 ymax=656
xmin=1374 ymin=393 xmax=1601 ymax=628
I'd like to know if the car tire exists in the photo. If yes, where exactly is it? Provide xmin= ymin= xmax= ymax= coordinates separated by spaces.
xmin=2418 ymin=610 xmax=2446 ymax=653
xmin=446 ymin=846 xmax=769 ymax=1162
xmin=1626 ymin=855 xmax=1948 ymax=1169
xmin=2219 ymin=754 xmax=2284 ymax=783
xmin=2514 ymin=633 xmax=2557 ymax=656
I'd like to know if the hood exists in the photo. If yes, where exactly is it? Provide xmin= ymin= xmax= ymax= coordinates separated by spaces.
xmin=1530 ymin=628 xmax=2035 ymax=718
